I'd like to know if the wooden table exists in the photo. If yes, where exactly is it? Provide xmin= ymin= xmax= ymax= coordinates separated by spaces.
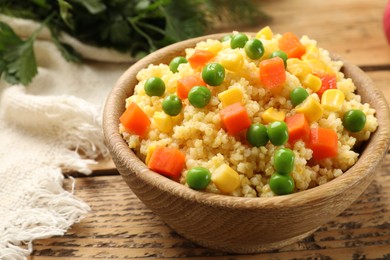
xmin=30 ymin=0 xmax=390 ymax=259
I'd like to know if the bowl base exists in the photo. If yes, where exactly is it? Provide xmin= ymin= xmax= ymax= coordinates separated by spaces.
xmin=182 ymin=228 xmax=318 ymax=254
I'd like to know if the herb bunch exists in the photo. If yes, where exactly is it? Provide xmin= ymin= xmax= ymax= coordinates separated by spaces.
xmin=0 ymin=0 xmax=268 ymax=86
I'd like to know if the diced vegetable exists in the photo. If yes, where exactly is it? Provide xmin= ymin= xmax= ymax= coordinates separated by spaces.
xmin=144 ymin=77 xmax=165 ymax=97
xmin=295 ymin=95 xmax=323 ymax=122
xmin=285 ymin=113 xmax=310 ymax=144
xmin=201 ymin=40 xmax=223 ymax=54
xmin=147 ymin=146 xmax=185 ymax=179
xmin=145 ymin=145 xmax=156 ymax=165
xmin=302 ymin=73 xmax=322 ymax=92
xmin=261 ymin=107 xmax=285 ymax=124
xmin=220 ymin=103 xmax=251 ymax=135
xmin=188 ymin=86 xmax=212 ymax=108
xmin=343 ymin=109 xmax=366 ymax=132
xmin=259 ymin=57 xmax=286 ymax=94
xmin=177 ymin=74 xmax=205 ymax=99
xmin=230 ymin=33 xmax=249 ymax=49
xmin=244 ymin=38 xmax=264 ymax=60
xmin=153 ymin=111 xmax=173 ymax=133
xmin=162 ymin=94 xmax=182 ymax=116
xmin=286 ymin=58 xmax=311 ymax=79
xmin=269 ymin=173 xmax=295 ymax=195
xmin=301 ymin=44 xmax=320 ymax=60
xmin=321 ymin=89 xmax=345 ymax=111
xmin=218 ymin=88 xmax=244 ymax=108
xmin=120 ymin=102 xmax=150 ymax=136
xmin=304 ymin=59 xmax=334 ymax=75
xmin=256 ymin=26 xmax=273 ymax=40
xmin=278 ymin=32 xmax=306 ymax=59
xmin=202 ymin=62 xmax=225 ymax=86
xmin=273 ymin=148 xmax=295 ymax=175
xmin=267 ymin=121 xmax=289 ymax=146
xmin=219 ymin=51 xmax=244 ymax=72
xmin=315 ymin=72 xmax=337 ymax=98
xmin=169 ymin=56 xmax=188 ymax=73
xmin=308 ymin=127 xmax=338 ymax=160
xmin=270 ymin=50 xmax=288 ymax=67
xmin=186 ymin=167 xmax=211 ymax=190
xmin=290 ymin=87 xmax=309 ymax=106
xmin=246 ymin=123 xmax=269 ymax=147
xmin=211 ymin=164 xmax=240 ymax=193
xmin=188 ymin=49 xmax=215 ymax=69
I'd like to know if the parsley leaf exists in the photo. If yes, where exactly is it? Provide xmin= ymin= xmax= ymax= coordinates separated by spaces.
xmin=0 ymin=21 xmax=38 ymax=86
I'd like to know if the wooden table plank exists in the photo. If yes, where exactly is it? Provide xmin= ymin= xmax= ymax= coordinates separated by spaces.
xmin=259 ymin=0 xmax=390 ymax=67
xmin=28 ymin=0 xmax=390 ymax=259
xmin=30 ymin=153 xmax=390 ymax=259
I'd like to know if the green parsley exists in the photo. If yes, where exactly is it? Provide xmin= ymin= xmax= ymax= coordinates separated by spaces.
xmin=0 ymin=0 xmax=268 ymax=86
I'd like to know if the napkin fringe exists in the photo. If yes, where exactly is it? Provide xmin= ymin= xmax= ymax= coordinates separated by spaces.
xmin=1 ymin=86 xmax=109 ymax=174
xmin=0 ymin=172 xmax=90 ymax=260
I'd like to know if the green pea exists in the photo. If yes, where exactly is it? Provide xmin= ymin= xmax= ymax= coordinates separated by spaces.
xmin=169 ymin=56 xmax=188 ymax=73
xmin=230 ymin=33 xmax=249 ymax=49
xmin=290 ymin=87 xmax=309 ymax=106
xmin=221 ymin=34 xmax=233 ymax=42
xmin=343 ymin=109 xmax=366 ymax=132
xmin=244 ymin=38 xmax=264 ymax=60
xmin=267 ymin=121 xmax=289 ymax=146
xmin=144 ymin=77 xmax=165 ymax=97
xmin=274 ymin=148 xmax=295 ymax=175
xmin=269 ymin=173 xmax=295 ymax=195
xmin=186 ymin=167 xmax=211 ymax=190
xmin=188 ymin=86 xmax=211 ymax=108
xmin=162 ymin=94 xmax=182 ymax=116
xmin=246 ymin=123 xmax=269 ymax=147
xmin=202 ymin=63 xmax=225 ymax=86
xmin=270 ymin=50 xmax=288 ymax=67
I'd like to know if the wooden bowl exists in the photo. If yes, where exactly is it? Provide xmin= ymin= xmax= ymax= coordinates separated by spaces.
xmin=103 ymin=33 xmax=390 ymax=253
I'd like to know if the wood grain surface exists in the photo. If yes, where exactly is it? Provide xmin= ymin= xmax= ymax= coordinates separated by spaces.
xmin=30 ymin=0 xmax=390 ymax=259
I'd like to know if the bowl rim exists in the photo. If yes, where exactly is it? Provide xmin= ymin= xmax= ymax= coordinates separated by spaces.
xmin=103 ymin=33 xmax=390 ymax=210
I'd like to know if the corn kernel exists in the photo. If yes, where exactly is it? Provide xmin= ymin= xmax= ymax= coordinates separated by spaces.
xmin=200 ymin=40 xmax=223 ymax=55
xmin=218 ymin=88 xmax=244 ymax=108
xmin=218 ymin=51 xmax=244 ymax=72
xmin=145 ymin=145 xmax=156 ymax=165
xmin=295 ymin=95 xmax=323 ymax=122
xmin=301 ymin=44 xmax=319 ymax=60
xmin=261 ymin=107 xmax=285 ymax=123
xmin=256 ymin=26 xmax=273 ymax=40
xmin=321 ymin=89 xmax=345 ymax=111
xmin=302 ymin=73 xmax=322 ymax=92
xmin=211 ymin=164 xmax=240 ymax=193
xmin=153 ymin=111 xmax=173 ymax=133
xmin=286 ymin=58 xmax=312 ymax=79
xmin=303 ymin=59 xmax=334 ymax=75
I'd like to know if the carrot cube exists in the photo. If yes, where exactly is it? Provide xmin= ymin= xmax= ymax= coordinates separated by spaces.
xmin=278 ymin=32 xmax=306 ymax=59
xmin=285 ymin=113 xmax=310 ymax=144
xmin=120 ymin=102 xmax=150 ymax=136
xmin=308 ymin=127 xmax=338 ymax=161
xmin=177 ymin=74 xmax=205 ymax=99
xmin=147 ymin=146 xmax=186 ymax=179
xmin=259 ymin=57 xmax=286 ymax=94
xmin=220 ymin=103 xmax=251 ymax=135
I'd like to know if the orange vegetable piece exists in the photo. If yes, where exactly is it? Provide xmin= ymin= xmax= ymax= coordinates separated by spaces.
xmin=259 ymin=57 xmax=286 ymax=94
xmin=308 ymin=127 xmax=338 ymax=161
xmin=315 ymin=73 xmax=337 ymax=98
xmin=177 ymin=74 xmax=205 ymax=99
xmin=220 ymin=103 xmax=251 ymax=135
xmin=285 ymin=113 xmax=310 ymax=144
xmin=278 ymin=32 xmax=306 ymax=59
xmin=147 ymin=146 xmax=186 ymax=180
xmin=120 ymin=102 xmax=150 ymax=136
xmin=188 ymin=49 xmax=216 ymax=69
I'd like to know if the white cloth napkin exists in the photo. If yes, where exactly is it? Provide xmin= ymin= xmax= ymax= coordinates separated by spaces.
xmin=0 ymin=16 xmax=132 ymax=259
